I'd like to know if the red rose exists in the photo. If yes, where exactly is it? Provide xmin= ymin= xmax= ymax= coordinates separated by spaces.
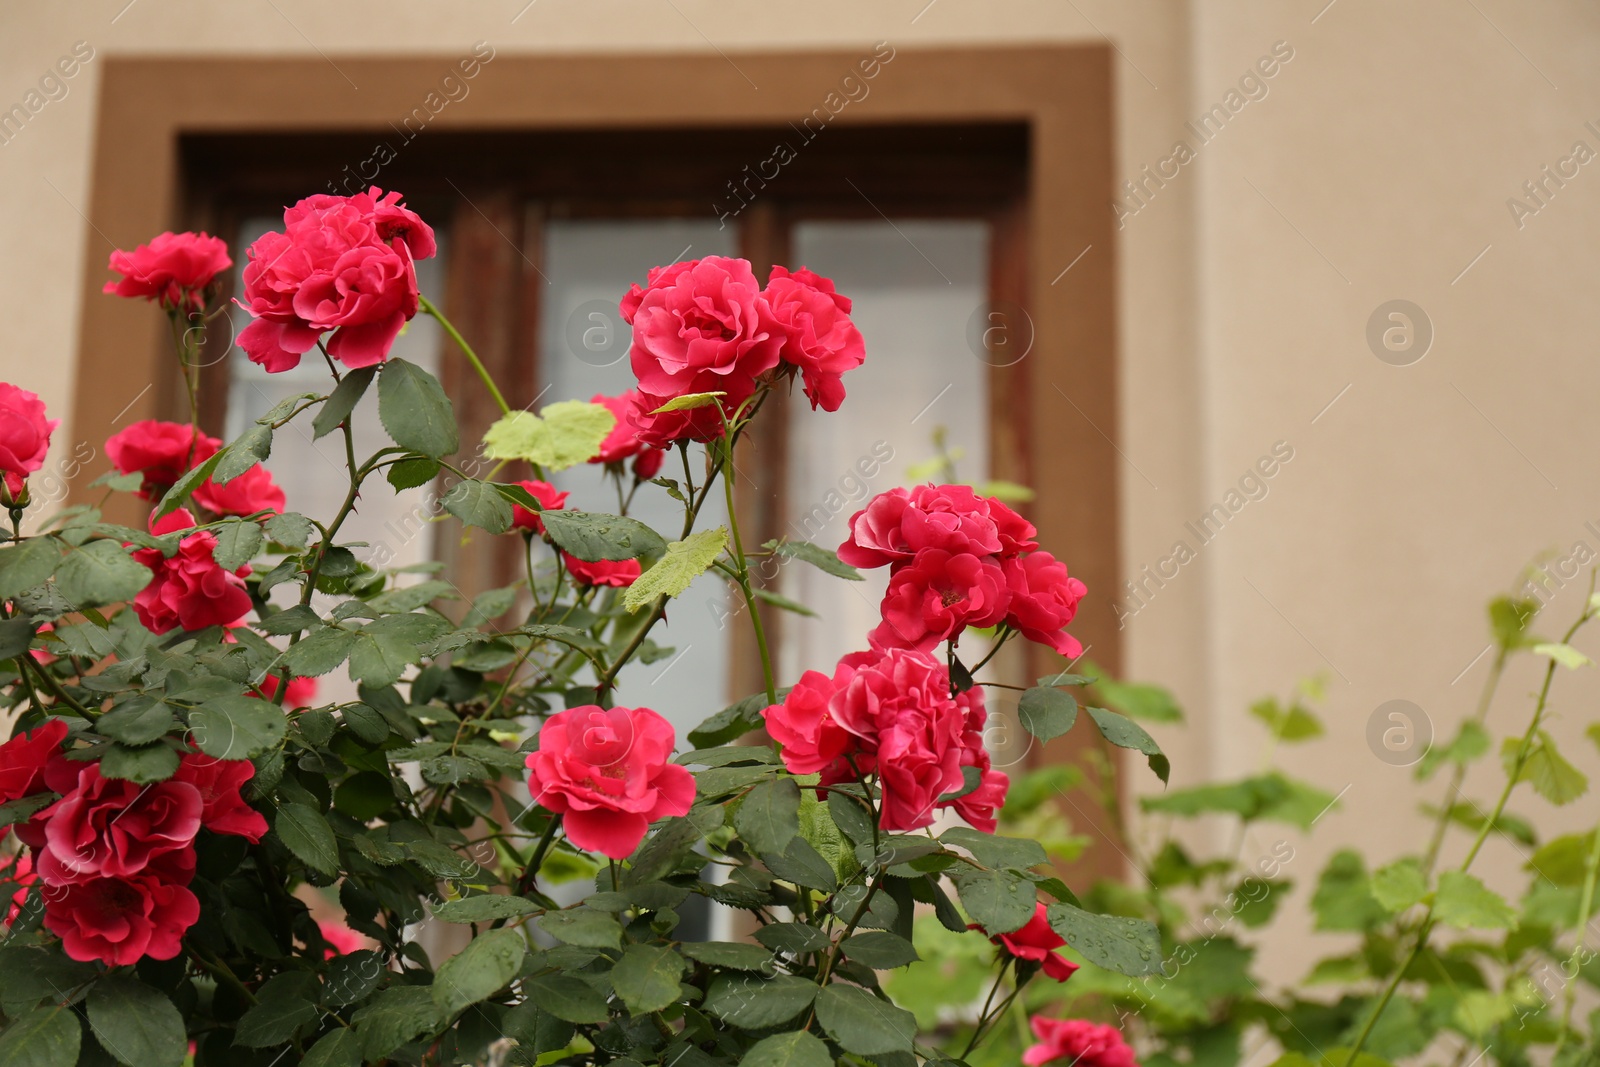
xmin=103 ymin=231 xmax=232 ymax=313
xmin=172 ymin=752 xmax=268 ymax=843
xmin=870 ymin=549 xmax=1010 ymax=652
xmin=194 ymin=462 xmax=285 ymax=518
xmin=510 ymin=479 xmax=568 ymax=534
xmin=980 ymin=902 xmax=1080 ymax=983
xmin=318 ymin=919 xmax=369 ymax=958
xmin=627 ymin=391 xmax=730 ymax=448
xmin=0 ymin=383 xmax=57 ymax=499
xmin=624 ymin=256 xmax=783 ymax=433
xmin=258 ymin=673 xmax=318 ymax=709
xmin=838 ymin=484 xmax=1037 ymax=570
xmin=525 ymin=705 xmax=695 ymax=859
xmin=762 ymin=667 xmax=863 ymax=782
xmin=0 ymin=851 xmax=34 ymax=925
xmin=0 ymin=718 xmax=69 ymax=802
xmin=561 ymin=552 xmax=640 ymax=588
xmin=106 ymin=420 xmax=221 ymax=499
xmin=132 ymin=508 xmax=252 ymax=634
xmin=1023 ymin=1018 xmax=1137 ymax=1067
xmin=1002 ymin=551 xmax=1086 ymax=658
xmin=42 ymin=854 xmax=200 ymax=966
xmin=34 ymin=763 xmax=201 ymax=883
xmin=952 ymin=686 xmax=1008 ymax=833
xmin=589 ymin=392 xmax=668 ymax=479
xmin=765 ymin=266 xmax=865 ymax=412
xmin=237 ymin=187 xmax=434 ymax=372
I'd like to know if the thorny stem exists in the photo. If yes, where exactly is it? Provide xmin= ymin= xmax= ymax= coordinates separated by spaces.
xmin=1554 ymin=822 xmax=1600 ymax=1054
xmin=961 ymin=958 xmax=1013 ymax=1058
xmin=420 ymin=294 xmax=509 ymax=415
xmin=721 ymin=435 xmax=777 ymax=705
xmin=1420 ymin=646 xmax=1509 ymax=878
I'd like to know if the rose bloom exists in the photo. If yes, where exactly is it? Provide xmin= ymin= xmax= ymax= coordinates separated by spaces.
xmin=977 ymin=902 xmax=1080 ymax=983
xmin=236 ymin=187 xmax=434 ymax=372
xmin=194 ymin=462 xmax=286 ymax=518
xmin=0 ymin=851 xmax=34 ymax=925
xmin=1002 ymin=551 xmax=1087 ymax=658
xmin=562 ymin=553 xmax=640 ymax=588
xmin=0 ymin=718 xmax=69 ymax=803
xmin=173 ymin=752 xmax=268 ymax=843
xmin=763 ymin=666 xmax=865 ymax=783
xmin=106 ymin=420 xmax=220 ymax=499
xmin=525 ymin=705 xmax=695 ymax=860
xmin=627 ymin=391 xmax=731 ymax=449
xmin=319 ymin=920 xmax=370 ymax=958
xmin=34 ymin=764 xmax=201 ymax=883
xmin=764 ymin=266 xmax=865 ymax=412
xmin=623 ymin=256 xmax=783 ymax=424
xmin=951 ymin=685 xmax=1009 ymax=833
xmin=42 ymin=852 xmax=200 ymax=966
xmin=0 ymin=383 xmax=58 ymax=499
xmin=103 ymin=231 xmax=232 ymax=313
xmin=132 ymin=508 xmax=252 ymax=634
xmin=510 ymin=479 xmax=569 ymax=534
xmin=838 ymin=484 xmax=1037 ymax=570
xmin=870 ymin=549 xmax=1011 ymax=652
xmin=589 ymin=392 xmax=666 ymax=479
xmin=1023 ymin=1018 xmax=1139 ymax=1067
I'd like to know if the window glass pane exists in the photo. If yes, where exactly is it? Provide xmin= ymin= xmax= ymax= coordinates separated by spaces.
xmin=537 ymin=219 xmax=738 ymax=739
xmin=779 ymin=220 xmax=990 ymax=678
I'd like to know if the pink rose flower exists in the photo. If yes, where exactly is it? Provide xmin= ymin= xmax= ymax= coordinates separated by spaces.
xmin=173 ymin=752 xmax=268 ymax=843
xmin=194 ymin=462 xmax=286 ymax=518
xmin=1002 ymin=551 xmax=1087 ymax=658
xmin=838 ymin=484 xmax=1037 ymax=570
xmin=978 ymin=902 xmax=1080 ymax=983
xmin=319 ymin=919 xmax=370 ymax=958
xmin=106 ymin=420 xmax=221 ymax=500
xmin=589 ymin=392 xmax=668 ymax=479
xmin=764 ymin=266 xmax=865 ymax=412
xmin=525 ymin=705 xmax=695 ymax=859
xmin=623 ymin=256 xmax=783 ymax=434
xmin=132 ymin=508 xmax=252 ymax=634
xmin=1023 ymin=1018 xmax=1139 ymax=1067
xmin=42 ymin=855 xmax=200 ymax=966
xmin=763 ymin=667 xmax=865 ymax=782
xmin=236 ymin=187 xmax=434 ymax=372
xmin=870 ymin=548 xmax=1010 ymax=652
xmin=1 ymin=851 xmax=34 ymax=925
xmin=0 ymin=718 xmax=69 ymax=803
xmin=562 ymin=553 xmax=640 ymax=588
xmin=952 ymin=686 xmax=1008 ymax=833
xmin=510 ymin=479 xmax=568 ymax=534
xmin=34 ymin=764 xmax=201 ymax=883
xmin=0 ymin=383 xmax=57 ymax=499
xmin=627 ymin=391 xmax=730 ymax=448
xmin=103 ymin=231 xmax=232 ymax=313
xmin=258 ymin=673 xmax=318 ymax=709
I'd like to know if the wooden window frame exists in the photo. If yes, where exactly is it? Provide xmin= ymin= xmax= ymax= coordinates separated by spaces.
xmin=72 ymin=46 xmax=1124 ymax=878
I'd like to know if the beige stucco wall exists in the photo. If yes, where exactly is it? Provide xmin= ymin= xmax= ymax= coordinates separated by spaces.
xmin=3 ymin=0 xmax=1598 ymax=988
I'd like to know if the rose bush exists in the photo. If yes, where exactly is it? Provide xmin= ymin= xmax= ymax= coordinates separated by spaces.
xmin=0 ymin=189 xmax=1170 ymax=1067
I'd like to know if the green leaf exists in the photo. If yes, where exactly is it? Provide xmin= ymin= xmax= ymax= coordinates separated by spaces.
xmin=1503 ymin=732 xmax=1589 ymax=805
xmin=703 ymin=974 xmax=817 ymax=1029
xmin=754 ymin=922 xmax=830 ymax=954
xmin=275 ymin=802 xmax=339 ymax=876
xmin=842 ymin=930 xmax=920 ymax=969
xmin=54 ymin=540 xmax=151 ymax=610
xmin=211 ymin=520 xmax=263 ymax=571
xmin=347 ymin=632 xmax=420 ymax=688
xmin=1084 ymin=662 xmax=1183 ymax=723
xmin=258 ymin=604 xmax=319 ymax=636
xmin=281 ymin=627 xmax=359 ymax=677
xmin=432 ymin=895 xmax=542 ymax=923
xmin=0 ymin=618 xmax=29 ymax=661
xmin=378 ymin=357 xmax=458 ymax=458
xmin=752 ymin=587 xmax=816 ymax=617
xmin=314 ymin=365 xmax=377 ymax=439
xmin=814 ymin=984 xmax=916 ymax=1055
xmin=386 ymin=456 xmax=439 ymax=491
xmin=188 ymin=694 xmax=287 ymax=759
xmin=610 ymin=943 xmax=686 ymax=1015
xmin=1370 ymin=859 xmax=1428 ymax=912
xmin=1311 ymin=850 xmax=1389 ymax=932
xmin=764 ymin=837 xmax=839 ymax=891
xmin=536 ymin=907 xmax=622 ymax=949
xmin=541 ymin=509 xmax=666 ymax=562
xmin=263 ymin=511 xmax=314 ymax=550
xmin=87 ymin=977 xmax=187 ymax=1067
xmin=441 ymin=479 xmax=513 ymax=534
xmin=301 ymin=1029 xmax=363 ymax=1067
xmin=1018 ymin=685 xmax=1078 ymax=741
xmin=1434 ymin=870 xmax=1517 ymax=929
xmin=520 ymin=974 xmax=609 ymax=1024
xmin=99 ymin=742 xmax=179 ymax=784
xmin=0 ymin=538 xmax=61 ymax=600
xmin=432 ymin=928 xmax=526 ymax=1015
xmin=941 ymin=826 xmax=1045 ymax=871
xmin=1140 ymin=773 xmax=1336 ymax=829
xmin=765 ymin=539 xmax=862 ymax=580
xmin=649 ymin=391 xmax=726 ymax=414
xmin=1045 ymin=901 xmax=1163 ymax=976
xmin=1087 ymin=706 xmax=1170 ymax=783
xmin=352 ymin=986 xmax=447 ymax=1061
xmin=735 ymin=777 xmax=801 ymax=856
xmin=235 ymin=973 xmax=320 ymax=1047
xmin=481 ymin=400 xmax=616 ymax=471
xmin=1489 ymin=596 xmax=1538 ymax=651
xmin=954 ymin=867 xmax=1036 ymax=934
xmin=1527 ymin=833 xmax=1599 ymax=887
xmin=1248 ymin=697 xmax=1324 ymax=741
xmin=678 ymin=941 xmax=774 ymax=971
xmin=0 ymin=1004 xmax=80 ymax=1067
xmin=212 ymin=424 xmax=273 ymax=485
xmin=740 ymin=1031 xmax=834 ymax=1067
xmin=622 ymin=527 xmax=728 ymax=612
xmin=153 ymin=448 xmax=225 ymax=519
xmin=689 ymin=690 xmax=778 ymax=748
xmin=1534 ymin=642 xmax=1592 ymax=670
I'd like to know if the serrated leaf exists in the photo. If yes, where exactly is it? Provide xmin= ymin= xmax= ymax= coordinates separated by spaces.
xmin=650 ymin=391 xmax=726 ymax=414
xmin=54 ymin=540 xmax=152 ymax=609
xmin=610 ymin=943 xmax=685 ymax=1015
xmin=314 ymin=365 xmax=377 ymax=439
xmin=520 ymin=975 xmax=609 ymax=1024
xmin=752 ymin=587 xmax=816 ymax=617
xmin=263 ymin=511 xmax=313 ymax=549
xmin=352 ymin=986 xmax=447 ymax=1061
xmin=1503 ymin=732 xmax=1589 ymax=805
xmin=87 ymin=976 xmax=186 ymax=1067
xmin=275 ymin=802 xmax=339 ymax=875
xmin=1018 ymin=685 xmax=1078 ymax=741
xmin=347 ymin=632 xmax=420 ymax=688
xmin=281 ymin=627 xmax=359 ymax=677
xmin=678 ymin=941 xmax=774 ymax=971
xmin=1534 ymin=642 xmax=1591 ymax=670
xmin=542 ymin=509 xmax=666 ymax=562
xmin=688 ymin=690 xmax=780 ymax=748
xmin=703 ymin=974 xmax=816 ymax=1029
xmin=211 ymin=520 xmax=263 ymax=571
xmin=941 ymin=826 xmax=1044 ymax=871
xmin=622 ymin=526 xmax=728 ymax=611
xmin=441 ymin=479 xmax=512 ymax=534
xmin=1087 ymin=706 xmax=1170 ymax=783
xmin=0 ymin=1004 xmax=80 ymax=1067
xmin=387 ymin=456 xmax=439 ymax=491
xmin=841 ymin=930 xmax=920 ymax=969
xmin=99 ymin=742 xmax=180 ymax=784
xmin=1046 ymin=901 xmax=1163 ymax=976
xmin=213 ymin=424 xmax=273 ymax=485
xmin=301 ymin=1029 xmax=363 ymax=1067
xmin=765 ymin=539 xmax=862 ymax=580
xmin=258 ymin=604 xmax=319 ymax=636
xmin=153 ymin=448 xmax=225 ymax=520
xmin=536 ymin=907 xmax=622 ymax=949
xmin=953 ymin=867 xmax=1036 ymax=934
xmin=1084 ymin=661 xmax=1183 ymax=723
xmin=814 ymin=984 xmax=916 ymax=1055
xmin=0 ymin=538 xmax=61 ymax=600
xmin=188 ymin=694 xmax=287 ymax=760
xmin=378 ymin=357 xmax=458 ymax=458
xmin=740 ymin=1031 xmax=833 ymax=1067
xmin=735 ymin=777 xmax=801 ymax=855
xmin=1370 ymin=859 xmax=1427 ymax=912
xmin=432 ymin=928 xmax=525 ymax=1015
xmin=1434 ymin=870 xmax=1517 ymax=929
xmin=235 ymin=973 xmax=319 ymax=1047
xmin=481 ymin=400 xmax=616 ymax=471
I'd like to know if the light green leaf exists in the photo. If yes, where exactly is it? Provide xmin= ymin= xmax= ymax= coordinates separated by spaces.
xmin=1503 ymin=732 xmax=1589 ymax=805
xmin=481 ymin=400 xmax=615 ymax=471
xmin=54 ymin=540 xmax=151 ymax=609
xmin=275 ymin=802 xmax=339 ymax=876
xmin=87 ymin=977 xmax=187 ymax=1067
xmin=1370 ymin=859 xmax=1428 ymax=912
xmin=1084 ymin=661 xmax=1183 ymax=723
xmin=610 ymin=943 xmax=685 ymax=1015
xmin=1248 ymin=697 xmax=1324 ymax=742
xmin=1434 ymin=870 xmax=1517 ymax=929
xmin=622 ymin=526 xmax=728 ymax=611
xmin=1534 ymin=642 xmax=1592 ymax=670
xmin=431 ymin=928 xmax=526 ymax=1015
xmin=378 ymin=357 xmax=458 ymax=459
